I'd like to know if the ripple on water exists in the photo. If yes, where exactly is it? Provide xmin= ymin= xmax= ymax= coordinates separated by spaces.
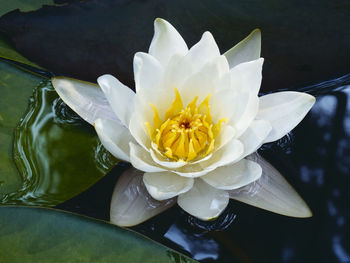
xmin=2 ymin=80 xmax=117 ymax=205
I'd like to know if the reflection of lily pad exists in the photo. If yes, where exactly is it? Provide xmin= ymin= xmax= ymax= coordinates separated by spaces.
xmin=0 ymin=206 xmax=198 ymax=263
xmin=0 ymin=0 xmax=349 ymax=91
xmin=0 ymin=59 xmax=117 ymax=205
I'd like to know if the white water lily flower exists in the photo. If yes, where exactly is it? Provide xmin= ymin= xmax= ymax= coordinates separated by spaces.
xmin=52 ymin=18 xmax=316 ymax=226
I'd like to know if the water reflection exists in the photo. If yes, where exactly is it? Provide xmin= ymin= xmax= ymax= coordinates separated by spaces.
xmin=55 ymin=76 xmax=350 ymax=262
xmin=165 ymin=223 xmax=219 ymax=261
xmin=2 ymin=80 xmax=116 ymax=205
xmin=333 ymin=236 xmax=350 ymax=263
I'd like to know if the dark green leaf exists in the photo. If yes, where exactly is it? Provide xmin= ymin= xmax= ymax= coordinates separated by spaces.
xmin=0 ymin=36 xmax=42 ymax=68
xmin=0 ymin=0 xmax=54 ymax=17
xmin=0 ymin=59 xmax=117 ymax=206
xmin=0 ymin=60 xmax=42 ymax=194
xmin=0 ymin=0 xmax=349 ymax=91
xmin=0 ymin=206 xmax=197 ymax=263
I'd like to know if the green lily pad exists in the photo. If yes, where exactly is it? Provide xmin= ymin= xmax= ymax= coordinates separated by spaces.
xmin=0 ymin=59 xmax=117 ymax=205
xmin=0 ymin=0 xmax=349 ymax=91
xmin=0 ymin=35 xmax=42 ymax=69
xmin=0 ymin=60 xmax=43 ymax=194
xmin=0 ymin=206 xmax=197 ymax=263
xmin=0 ymin=0 xmax=56 ymax=68
xmin=0 ymin=0 xmax=54 ymax=17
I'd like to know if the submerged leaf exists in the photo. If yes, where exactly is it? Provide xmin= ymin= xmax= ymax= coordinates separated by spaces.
xmin=0 ymin=0 xmax=54 ymax=17
xmin=228 ymin=153 xmax=312 ymax=218
xmin=0 ymin=206 xmax=198 ymax=263
xmin=0 ymin=0 xmax=349 ymax=90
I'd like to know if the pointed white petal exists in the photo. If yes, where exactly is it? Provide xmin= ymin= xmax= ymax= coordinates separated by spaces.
xmin=143 ymin=171 xmax=194 ymax=201
xmin=110 ymin=168 xmax=175 ymax=227
xmin=230 ymin=92 xmax=259 ymax=137
xmin=129 ymin=142 xmax=166 ymax=173
xmin=229 ymin=58 xmax=264 ymax=95
xmin=97 ymin=74 xmax=135 ymax=127
xmin=162 ymin=53 xmax=194 ymax=91
xmin=228 ymin=153 xmax=312 ymax=218
xmin=177 ymin=179 xmax=229 ymax=220
xmin=149 ymin=18 xmax=188 ymax=66
xmin=257 ymin=91 xmax=316 ymax=143
xmin=52 ymin=77 xmax=119 ymax=125
xmin=239 ymin=120 xmax=272 ymax=157
xmin=185 ymin=31 xmax=220 ymax=70
xmin=129 ymin=112 xmax=152 ymax=150
xmin=213 ymin=125 xmax=236 ymax=151
xmin=201 ymin=159 xmax=262 ymax=190
xmin=211 ymin=89 xmax=237 ymax=122
xmin=179 ymin=55 xmax=230 ymax=105
xmin=94 ymin=118 xmax=134 ymax=162
xmin=133 ymin=52 xmax=164 ymax=94
xmin=224 ymin=29 xmax=261 ymax=69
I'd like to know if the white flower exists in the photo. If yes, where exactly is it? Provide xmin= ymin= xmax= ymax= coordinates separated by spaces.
xmin=52 ymin=18 xmax=315 ymax=226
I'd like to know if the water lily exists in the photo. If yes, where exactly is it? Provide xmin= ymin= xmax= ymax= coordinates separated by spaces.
xmin=52 ymin=18 xmax=315 ymax=226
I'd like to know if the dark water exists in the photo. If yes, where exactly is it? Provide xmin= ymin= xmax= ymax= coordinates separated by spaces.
xmin=57 ymin=75 xmax=350 ymax=262
xmin=1 ymin=1 xmax=350 ymax=261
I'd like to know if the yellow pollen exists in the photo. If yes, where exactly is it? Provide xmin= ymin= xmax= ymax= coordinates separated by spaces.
xmin=146 ymin=88 xmax=226 ymax=162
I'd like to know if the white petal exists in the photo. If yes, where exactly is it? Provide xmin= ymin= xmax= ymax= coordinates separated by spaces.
xmin=185 ymin=31 xmax=220 ymax=70
xmin=177 ymin=179 xmax=229 ymax=220
xmin=179 ymin=56 xmax=229 ymax=105
xmin=230 ymin=92 xmax=259 ymax=137
xmin=149 ymin=18 xmax=188 ymax=66
xmin=173 ymin=139 xmax=244 ymax=178
xmin=94 ymin=118 xmax=134 ymax=162
xmin=129 ymin=113 xmax=152 ymax=150
xmin=52 ymin=77 xmax=119 ymax=125
xmin=211 ymin=89 xmax=239 ymax=123
xmin=213 ymin=125 xmax=236 ymax=151
xmin=228 ymin=153 xmax=312 ymax=218
xmin=201 ymin=159 xmax=262 ymax=190
xmin=129 ymin=142 xmax=166 ymax=173
xmin=224 ymin=29 xmax=261 ymax=69
xmin=239 ymin=120 xmax=272 ymax=157
xmin=257 ymin=91 xmax=316 ymax=143
xmin=162 ymin=53 xmax=194 ymax=91
xmin=110 ymin=168 xmax=175 ymax=227
xmin=97 ymin=74 xmax=135 ymax=127
xmin=229 ymin=58 xmax=264 ymax=95
xmin=133 ymin=52 xmax=163 ymax=94
xmin=143 ymin=172 xmax=194 ymax=201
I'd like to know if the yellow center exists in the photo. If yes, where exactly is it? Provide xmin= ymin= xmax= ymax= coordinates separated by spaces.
xmin=145 ymin=89 xmax=226 ymax=162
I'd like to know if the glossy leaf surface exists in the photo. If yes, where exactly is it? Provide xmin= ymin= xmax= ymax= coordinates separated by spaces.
xmin=0 ymin=206 xmax=197 ymax=263
xmin=0 ymin=59 xmax=117 ymax=205
xmin=0 ymin=60 xmax=42 ymax=194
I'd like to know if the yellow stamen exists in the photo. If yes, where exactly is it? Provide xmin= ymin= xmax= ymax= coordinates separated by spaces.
xmin=145 ymin=89 xmax=226 ymax=162
xmin=165 ymin=88 xmax=184 ymax=120
xmin=149 ymin=103 xmax=162 ymax=129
